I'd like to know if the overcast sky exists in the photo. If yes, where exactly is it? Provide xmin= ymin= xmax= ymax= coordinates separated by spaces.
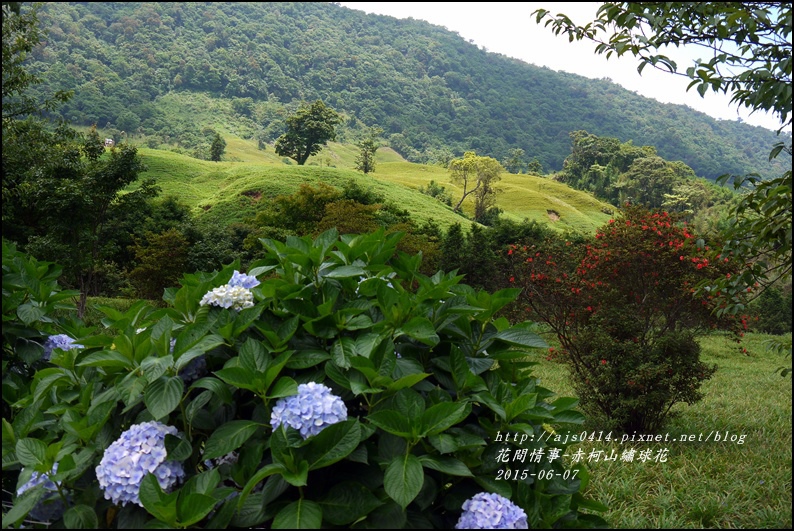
xmin=339 ymin=2 xmax=787 ymax=133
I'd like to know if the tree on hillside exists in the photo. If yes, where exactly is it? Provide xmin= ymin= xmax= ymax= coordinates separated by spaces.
xmin=274 ymin=99 xmax=341 ymax=165
xmin=210 ymin=131 xmax=226 ymax=161
xmin=448 ymin=151 xmax=503 ymax=222
xmin=503 ymin=148 xmax=526 ymax=174
xmin=354 ymin=126 xmax=383 ymax=174
xmin=533 ymin=2 xmax=792 ymax=313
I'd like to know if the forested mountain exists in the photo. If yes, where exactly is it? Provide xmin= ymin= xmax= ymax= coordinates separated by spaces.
xmin=27 ymin=1 xmax=790 ymax=179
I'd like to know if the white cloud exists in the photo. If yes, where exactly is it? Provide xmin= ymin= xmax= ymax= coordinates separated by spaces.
xmin=340 ymin=2 xmax=787 ymax=132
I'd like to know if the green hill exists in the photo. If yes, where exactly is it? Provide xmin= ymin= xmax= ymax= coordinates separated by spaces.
xmin=28 ymin=2 xmax=790 ymax=181
xmin=133 ymin=140 xmax=614 ymax=235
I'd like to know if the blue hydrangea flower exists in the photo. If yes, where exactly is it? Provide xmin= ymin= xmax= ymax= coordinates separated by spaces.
xmin=270 ymin=382 xmax=347 ymax=439
xmin=42 ymin=334 xmax=83 ymax=361
xmin=96 ymin=421 xmax=186 ymax=507
xmin=16 ymin=463 xmax=67 ymax=523
xmin=228 ymin=270 xmax=260 ymax=289
xmin=455 ymin=492 xmax=528 ymax=529
xmin=199 ymin=284 xmax=254 ymax=311
xmin=179 ymin=355 xmax=207 ymax=383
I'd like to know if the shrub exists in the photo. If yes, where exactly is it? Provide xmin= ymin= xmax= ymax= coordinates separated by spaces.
xmin=506 ymin=206 xmax=742 ymax=433
xmin=3 ymin=230 xmax=607 ymax=528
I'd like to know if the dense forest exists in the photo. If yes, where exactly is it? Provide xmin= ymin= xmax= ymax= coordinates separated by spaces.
xmin=26 ymin=1 xmax=790 ymax=180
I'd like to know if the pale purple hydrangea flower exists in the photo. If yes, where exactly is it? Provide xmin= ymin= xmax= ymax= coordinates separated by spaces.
xmin=455 ymin=492 xmax=528 ymax=529
xmin=96 ymin=421 xmax=186 ymax=507
xmin=16 ymin=463 xmax=67 ymax=522
xmin=270 ymin=382 xmax=347 ymax=439
xmin=199 ymin=285 xmax=254 ymax=311
xmin=42 ymin=334 xmax=83 ymax=361
xmin=228 ymin=270 xmax=260 ymax=289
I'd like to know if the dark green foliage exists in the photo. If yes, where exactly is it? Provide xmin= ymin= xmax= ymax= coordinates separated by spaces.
xmin=502 ymin=148 xmax=526 ymax=174
xmin=1 ymin=2 xmax=70 ymax=122
xmin=753 ymin=284 xmax=793 ymax=335
xmin=274 ymin=100 xmax=341 ymax=165
xmin=128 ymin=228 xmax=190 ymax=300
xmin=354 ymin=128 xmax=382 ymax=174
xmin=3 ymin=121 xmax=154 ymax=314
xmin=210 ymin=131 xmax=226 ymax=162
xmin=418 ymin=180 xmax=453 ymax=207
xmin=440 ymin=223 xmax=466 ymax=274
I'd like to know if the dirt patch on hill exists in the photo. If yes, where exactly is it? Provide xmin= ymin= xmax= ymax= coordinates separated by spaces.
xmin=547 ymin=209 xmax=560 ymax=222
xmin=241 ymin=190 xmax=263 ymax=201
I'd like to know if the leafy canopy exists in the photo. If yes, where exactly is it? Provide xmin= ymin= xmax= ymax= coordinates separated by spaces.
xmin=274 ymin=99 xmax=341 ymax=165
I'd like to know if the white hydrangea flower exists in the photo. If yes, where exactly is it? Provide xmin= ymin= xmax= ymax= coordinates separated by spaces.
xmin=199 ymin=284 xmax=254 ymax=311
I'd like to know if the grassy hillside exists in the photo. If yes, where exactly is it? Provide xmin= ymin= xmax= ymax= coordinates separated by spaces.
xmin=131 ymin=133 xmax=615 ymax=234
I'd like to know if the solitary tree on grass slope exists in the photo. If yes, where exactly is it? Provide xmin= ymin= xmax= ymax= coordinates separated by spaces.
xmin=275 ymin=99 xmax=341 ymax=165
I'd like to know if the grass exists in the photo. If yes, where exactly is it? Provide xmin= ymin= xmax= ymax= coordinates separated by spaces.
xmin=122 ymin=128 xmax=615 ymax=235
xmin=529 ymin=332 xmax=792 ymax=528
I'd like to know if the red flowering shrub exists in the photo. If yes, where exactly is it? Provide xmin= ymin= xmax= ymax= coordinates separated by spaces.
xmin=506 ymin=205 xmax=744 ymax=433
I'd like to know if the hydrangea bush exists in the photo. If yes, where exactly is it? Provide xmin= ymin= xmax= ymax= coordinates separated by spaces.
xmin=2 ymin=231 xmax=607 ymax=528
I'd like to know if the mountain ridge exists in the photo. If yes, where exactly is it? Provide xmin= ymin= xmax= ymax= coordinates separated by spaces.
xmin=27 ymin=1 xmax=790 ymax=180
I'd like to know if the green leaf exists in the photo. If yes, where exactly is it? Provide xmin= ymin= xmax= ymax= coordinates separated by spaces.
xmin=176 ymin=492 xmax=217 ymax=527
xmin=285 ymin=350 xmax=331 ymax=369
xmin=325 ymin=265 xmax=366 ymax=278
xmin=494 ymin=325 xmax=548 ymax=348
xmin=63 ymin=504 xmax=99 ymax=528
xmin=2 ymin=487 xmax=44 ymax=528
xmin=303 ymin=419 xmax=361 ymax=470
xmin=418 ymin=455 xmax=474 ymax=477
xmin=420 ymin=402 xmax=470 ymax=436
xmin=384 ymin=454 xmax=424 ymax=509
xmin=332 ymin=336 xmax=356 ymax=369
xmin=214 ymin=367 xmax=256 ymax=391
xmin=268 ymin=376 xmax=298 ymax=399
xmin=16 ymin=438 xmax=46 ymax=467
xmin=165 ymin=434 xmax=192 ymax=461
xmin=144 ymin=376 xmax=184 ymax=420
xmin=272 ymin=499 xmax=323 ymax=529
xmin=203 ymin=420 xmax=261 ymax=460
xmin=367 ymin=410 xmax=413 ymax=438
xmin=78 ymin=350 xmax=133 ymax=369
xmin=17 ymin=303 xmax=45 ymax=325
xmin=190 ymin=377 xmax=233 ymax=404
xmin=237 ymin=463 xmax=285 ymax=510
xmin=138 ymin=473 xmax=178 ymax=526
xmin=396 ymin=317 xmax=439 ymax=346
xmin=281 ymin=459 xmax=309 ymax=487
xmin=319 ymin=481 xmax=384 ymax=525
